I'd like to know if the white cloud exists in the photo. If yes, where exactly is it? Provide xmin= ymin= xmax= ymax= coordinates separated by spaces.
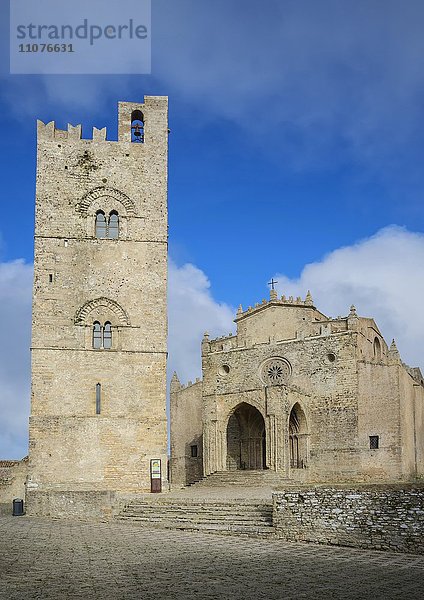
xmin=0 ymin=260 xmax=32 ymax=460
xmin=274 ymin=226 xmax=424 ymax=371
xmin=168 ymin=260 xmax=235 ymax=384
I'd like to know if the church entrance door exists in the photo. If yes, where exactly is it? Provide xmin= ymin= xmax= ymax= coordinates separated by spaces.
xmin=226 ymin=403 xmax=266 ymax=470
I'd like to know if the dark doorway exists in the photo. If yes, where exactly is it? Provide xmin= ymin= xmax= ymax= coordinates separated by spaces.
xmin=226 ymin=403 xmax=266 ymax=470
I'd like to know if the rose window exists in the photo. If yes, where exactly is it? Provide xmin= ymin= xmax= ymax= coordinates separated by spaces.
xmin=261 ymin=358 xmax=291 ymax=385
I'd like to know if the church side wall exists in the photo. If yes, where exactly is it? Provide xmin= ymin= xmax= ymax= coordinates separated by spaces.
xmin=170 ymin=381 xmax=203 ymax=486
xmin=356 ymin=362 xmax=403 ymax=481
xmin=414 ymin=382 xmax=424 ymax=478
xmin=398 ymin=367 xmax=419 ymax=478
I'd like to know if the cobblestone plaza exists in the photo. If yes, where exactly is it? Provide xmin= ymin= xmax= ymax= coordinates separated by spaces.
xmin=1 ymin=517 xmax=424 ymax=600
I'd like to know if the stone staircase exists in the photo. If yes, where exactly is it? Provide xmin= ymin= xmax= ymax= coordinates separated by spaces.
xmin=115 ymin=471 xmax=296 ymax=537
xmin=117 ymin=497 xmax=275 ymax=537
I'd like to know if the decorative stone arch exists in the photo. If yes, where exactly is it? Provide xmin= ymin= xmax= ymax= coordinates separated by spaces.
xmin=74 ymin=297 xmax=130 ymax=326
xmin=76 ymin=186 xmax=136 ymax=216
xmin=288 ymin=402 xmax=309 ymax=469
xmin=226 ymin=396 xmax=265 ymax=421
xmin=226 ymin=401 xmax=266 ymax=471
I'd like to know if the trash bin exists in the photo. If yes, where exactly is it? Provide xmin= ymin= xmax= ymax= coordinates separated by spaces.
xmin=12 ymin=498 xmax=24 ymax=516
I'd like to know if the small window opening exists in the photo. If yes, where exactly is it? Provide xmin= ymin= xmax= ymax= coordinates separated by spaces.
xmin=103 ymin=322 xmax=112 ymax=350
xmin=190 ymin=445 xmax=198 ymax=458
xmin=95 ymin=211 xmax=107 ymax=238
xmin=93 ymin=321 xmax=113 ymax=350
xmin=96 ymin=383 xmax=101 ymax=415
xmin=369 ymin=435 xmax=379 ymax=449
xmin=49 ymin=274 xmax=53 ymax=283
xmin=95 ymin=210 xmax=119 ymax=239
xmin=64 ymin=239 xmax=68 ymax=247
xmin=93 ymin=322 xmax=102 ymax=349
xmin=108 ymin=211 xmax=119 ymax=239
xmin=131 ymin=109 xmax=144 ymax=143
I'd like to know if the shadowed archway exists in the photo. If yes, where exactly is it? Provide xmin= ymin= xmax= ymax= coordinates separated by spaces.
xmin=289 ymin=403 xmax=308 ymax=469
xmin=226 ymin=403 xmax=266 ymax=470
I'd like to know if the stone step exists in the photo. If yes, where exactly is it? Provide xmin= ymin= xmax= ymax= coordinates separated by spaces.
xmin=116 ymin=497 xmax=275 ymax=538
xmin=124 ymin=502 xmax=272 ymax=511
xmin=189 ymin=470 xmax=292 ymax=488
xmin=119 ymin=514 xmax=272 ymax=525
xmin=122 ymin=512 xmax=272 ymax=522
xmin=117 ymin=517 xmax=274 ymax=537
xmin=120 ymin=506 xmax=272 ymax=520
xmin=120 ymin=506 xmax=272 ymax=517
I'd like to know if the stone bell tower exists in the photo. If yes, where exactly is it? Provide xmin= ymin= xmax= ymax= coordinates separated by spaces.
xmin=27 ymin=97 xmax=168 ymax=514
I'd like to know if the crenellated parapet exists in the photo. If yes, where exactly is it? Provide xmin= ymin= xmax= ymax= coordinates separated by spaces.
xmin=208 ymin=332 xmax=238 ymax=353
xmin=235 ymin=290 xmax=316 ymax=321
xmin=37 ymin=120 xmax=108 ymax=142
xmin=177 ymin=377 xmax=202 ymax=391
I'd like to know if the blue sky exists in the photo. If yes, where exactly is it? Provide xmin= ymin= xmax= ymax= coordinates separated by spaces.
xmin=1 ymin=0 xmax=424 ymax=457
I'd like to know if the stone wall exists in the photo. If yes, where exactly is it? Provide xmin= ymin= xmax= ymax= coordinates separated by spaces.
xmin=273 ymin=486 xmax=424 ymax=554
xmin=0 ymin=460 xmax=28 ymax=515
xmin=26 ymin=489 xmax=115 ymax=520
xmin=170 ymin=378 xmax=203 ymax=486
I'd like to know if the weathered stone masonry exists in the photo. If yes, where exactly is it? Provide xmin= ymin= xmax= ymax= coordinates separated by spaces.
xmin=273 ymin=486 xmax=424 ymax=554
xmin=171 ymin=291 xmax=424 ymax=486
xmin=26 ymin=97 xmax=169 ymax=515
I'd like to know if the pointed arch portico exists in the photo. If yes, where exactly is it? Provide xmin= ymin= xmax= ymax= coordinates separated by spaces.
xmin=203 ymin=395 xmax=270 ymax=475
xmin=226 ymin=402 xmax=266 ymax=470
xmin=202 ymin=386 xmax=312 ymax=477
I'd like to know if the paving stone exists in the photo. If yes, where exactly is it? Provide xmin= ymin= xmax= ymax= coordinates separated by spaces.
xmin=1 ymin=517 xmax=424 ymax=599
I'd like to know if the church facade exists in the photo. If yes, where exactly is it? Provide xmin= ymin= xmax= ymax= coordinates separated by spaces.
xmin=170 ymin=289 xmax=424 ymax=486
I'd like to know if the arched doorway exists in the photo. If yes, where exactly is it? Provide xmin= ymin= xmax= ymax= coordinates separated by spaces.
xmin=226 ymin=403 xmax=266 ymax=470
xmin=289 ymin=403 xmax=308 ymax=469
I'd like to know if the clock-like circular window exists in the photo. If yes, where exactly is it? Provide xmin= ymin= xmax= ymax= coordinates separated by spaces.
xmin=260 ymin=358 xmax=291 ymax=386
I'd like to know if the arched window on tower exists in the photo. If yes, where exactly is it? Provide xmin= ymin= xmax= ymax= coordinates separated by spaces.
xmin=93 ymin=322 xmax=102 ymax=349
xmin=95 ymin=211 xmax=107 ymax=238
xmin=373 ymin=337 xmax=382 ymax=361
xmin=103 ymin=322 xmax=112 ymax=349
xmin=108 ymin=211 xmax=119 ymax=239
xmin=93 ymin=321 xmax=113 ymax=350
xmin=131 ymin=109 xmax=144 ymax=143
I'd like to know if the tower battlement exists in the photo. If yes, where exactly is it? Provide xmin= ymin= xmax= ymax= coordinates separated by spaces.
xmin=37 ymin=120 xmax=107 ymax=142
xmin=36 ymin=96 xmax=168 ymax=143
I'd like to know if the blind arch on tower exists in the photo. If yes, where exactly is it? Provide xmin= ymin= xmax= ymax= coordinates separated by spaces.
xmin=75 ymin=297 xmax=130 ymax=326
xmin=76 ymin=186 xmax=136 ymax=216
